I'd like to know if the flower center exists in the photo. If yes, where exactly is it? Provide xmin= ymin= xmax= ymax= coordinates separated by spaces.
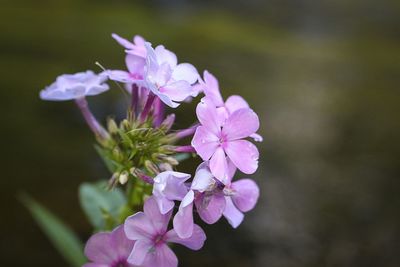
xmin=112 ymin=259 xmax=130 ymax=267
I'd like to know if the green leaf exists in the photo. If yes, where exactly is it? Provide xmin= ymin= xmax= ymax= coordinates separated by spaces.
xmin=174 ymin=153 xmax=192 ymax=162
xmin=79 ymin=180 xmax=126 ymax=230
xmin=20 ymin=194 xmax=86 ymax=267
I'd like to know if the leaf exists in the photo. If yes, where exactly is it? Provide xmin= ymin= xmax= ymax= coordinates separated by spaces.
xmin=79 ymin=180 xmax=126 ymax=230
xmin=174 ymin=153 xmax=192 ymax=162
xmin=20 ymin=194 xmax=86 ymax=267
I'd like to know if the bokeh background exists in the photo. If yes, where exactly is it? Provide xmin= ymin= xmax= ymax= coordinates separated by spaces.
xmin=1 ymin=0 xmax=400 ymax=266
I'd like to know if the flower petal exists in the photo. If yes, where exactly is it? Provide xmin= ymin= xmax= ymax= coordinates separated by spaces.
xmin=209 ymin=147 xmax=229 ymax=184
xmin=141 ymin=244 xmax=178 ymax=267
xmin=165 ymin=224 xmax=206 ymax=250
xmin=124 ymin=212 xmax=155 ymax=241
xmin=250 ymin=133 xmax=263 ymax=142
xmin=111 ymin=33 xmax=135 ymax=50
xmin=125 ymin=54 xmax=145 ymax=76
xmin=231 ymin=179 xmax=260 ymax=212
xmin=196 ymin=98 xmax=222 ymax=135
xmin=203 ymin=70 xmax=224 ymax=107
xmin=153 ymin=171 xmax=191 ymax=202
xmin=172 ymin=63 xmax=199 ymax=84
xmin=224 ymin=140 xmax=259 ymax=174
xmin=110 ymin=225 xmax=135 ymax=260
xmin=160 ymin=80 xmax=193 ymax=102
xmin=191 ymin=125 xmax=219 ymax=161
xmin=224 ymin=95 xmax=249 ymax=114
xmin=222 ymin=108 xmax=259 ymax=140
xmin=127 ymin=239 xmax=153 ymax=266
xmin=143 ymin=196 xmax=172 ymax=235
xmin=172 ymin=192 xmax=194 ymax=238
xmin=223 ymin=197 xmax=244 ymax=228
xmin=84 ymin=232 xmax=116 ymax=264
xmin=154 ymin=45 xmax=177 ymax=67
xmin=106 ymin=70 xmax=134 ymax=83
xmin=83 ymin=263 xmax=108 ymax=267
xmin=191 ymin=164 xmax=214 ymax=192
xmin=195 ymin=192 xmax=226 ymax=224
xmin=155 ymin=62 xmax=172 ymax=87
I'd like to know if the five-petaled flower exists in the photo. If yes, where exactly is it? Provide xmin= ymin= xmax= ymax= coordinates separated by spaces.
xmin=124 ymin=197 xmax=206 ymax=267
xmin=40 ymin=71 xmax=109 ymax=101
xmin=84 ymin=225 xmax=135 ymax=267
xmin=192 ymin=98 xmax=260 ymax=184
xmin=144 ymin=42 xmax=199 ymax=108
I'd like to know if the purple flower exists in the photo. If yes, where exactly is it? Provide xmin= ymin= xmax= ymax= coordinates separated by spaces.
xmin=173 ymin=163 xmax=225 ymax=238
xmin=197 ymin=70 xmax=263 ymax=142
xmin=83 ymin=225 xmax=135 ymax=267
xmin=40 ymin=71 xmax=109 ymax=101
xmin=192 ymin=98 xmax=260 ymax=183
xmin=112 ymin=33 xmax=147 ymax=58
xmin=107 ymin=34 xmax=148 ymax=86
xmin=152 ymin=171 xmax=191 ymax=214
xmin=222 ymin=177 xmax=260 ymax=228
xmin=124 ymin=197 xmax=206 ymax=267
xmin=173 ymin=162 xmax=260 ymax=238
xmin=144 ymin=43 xmax=199 ymax=108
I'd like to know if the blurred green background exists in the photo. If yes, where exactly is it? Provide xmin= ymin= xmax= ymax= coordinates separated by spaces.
xmin=1 ymin=0 xmax=400 ymax=266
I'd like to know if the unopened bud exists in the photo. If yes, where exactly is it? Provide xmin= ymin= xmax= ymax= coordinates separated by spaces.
xmin=112 ymin=147 xmax=123 ymax=161
xmin=163 ymin=156 xmax=179 ymax=166
xmin=145 ymin=160 xmax=159 ymax=175
xmin=160 ymin=114 xmax=175 ymax=131
xmin=159 ymin=163 xmax=173 ymax=171
xmin=107 ymin=119 xmax=119 ymax=134
xmin=121 ymin=119 xmax=131 ymax=130
xmin=119 ymin=171 xmax=129 ymax=185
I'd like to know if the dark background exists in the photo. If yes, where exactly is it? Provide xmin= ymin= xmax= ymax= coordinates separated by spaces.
xmin=1 ymin=0 xmax=400 ymax=266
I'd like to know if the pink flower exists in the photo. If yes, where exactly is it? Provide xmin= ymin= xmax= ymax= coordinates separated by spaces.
xmin=173 ymin=163 xmax=226 ymax=238
xmin=152 ymin=171 xmax=191 ymax=214
xmin=192 ymin=98 xmax=260 ymax=183
xmin=144 ymin=43 xmax=199 ymax=108
xmin=173 ymin=162 xmax=260 ymax=238
xmin=83 ymin=225 xmax=135 ymax=267
xmin=107 ymin=34 xmax=147 ymax=86
xmin=111 ymin=33 xmax=146 ymax=57
xmin=124 ymin=197 xmax=206 ymax=267
xmin=197 ymin=70 xmax=263 ymax=142
xmin=222 ymin=177 xmax=260 ymax=228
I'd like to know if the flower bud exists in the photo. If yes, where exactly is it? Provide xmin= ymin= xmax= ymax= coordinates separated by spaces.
xmin=160 ymin=114 xmax=175 ymax=131
xmin=119 ymin=171 xmax=129 ymax=185
xmin=145 ymin=160 xmax=159 ymax=175
xmin=107 ymin=119 xmax=119 ymax=134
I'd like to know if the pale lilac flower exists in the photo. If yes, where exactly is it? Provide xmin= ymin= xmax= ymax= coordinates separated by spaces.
xmin=174 ymin=162 xmax=260 ymax=237
xmin=173 ymin=163 xmax=225 ymax=238
xmin=112 ymin=33 xmax=146 ymax=58
xmin=107 ymin=34 xmax=148 ymax=85
xmin=144 ymin=43 xmax=199 ymax=108
xmin=197 ymin=70 xmax=263 ymax=142
xmin=40 ymin=71 xmax=109 ymax=101
xmin=152 ymin=171 xmax=191 ymax=214
xmin=192 ymin=98 xmax=260 ymax=183
xmin=124 ymin=197 xmax=206 ymax=267
xmin=83 ymin=225 xmax=135 ymax=267
xmin=222 ymin=163 xmax=260 ymax=228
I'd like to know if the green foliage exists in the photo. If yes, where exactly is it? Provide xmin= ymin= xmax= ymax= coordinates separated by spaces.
xmin=79 ymin=180 xmax=126 ymax=231
xmin=20 ymin=194 xmax=86 ymax=267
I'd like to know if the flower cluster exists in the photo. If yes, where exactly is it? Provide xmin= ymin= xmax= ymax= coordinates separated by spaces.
xmin=40 ymin=34 xmax=262 ymax=267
